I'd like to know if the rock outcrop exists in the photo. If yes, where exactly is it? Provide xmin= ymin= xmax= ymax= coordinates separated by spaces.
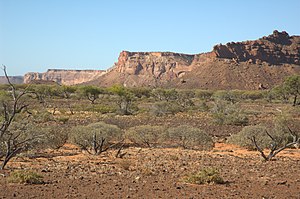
xmin=213 ymin=30 xmax=300 ymax=65
xmin=24 ymin=69 xmax=105 ymax=85
xmin=115 ymin=51 xmax=196 ymax=78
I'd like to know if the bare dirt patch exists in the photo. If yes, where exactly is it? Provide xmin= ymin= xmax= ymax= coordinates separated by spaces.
xmin=1 ymin=143 xmax=299 ymax=199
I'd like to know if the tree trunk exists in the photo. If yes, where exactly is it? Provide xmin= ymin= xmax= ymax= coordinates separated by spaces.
xmin=293 ymin=95 xmax=297 ymax=106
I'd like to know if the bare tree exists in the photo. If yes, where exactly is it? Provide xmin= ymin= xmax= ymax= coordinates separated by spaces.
xmin=0 ymin=66 xmax=33 ymax=169
xmin=249 ymin=127 xmax=300 ymax=161
xmin=0 ymin=66 xmax=29 ymax=138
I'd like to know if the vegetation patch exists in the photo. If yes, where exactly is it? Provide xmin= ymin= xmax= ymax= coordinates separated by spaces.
xmin=165 ymin=125 xmax=214 ymax=150
xmin=8 ymin=170 xmax=44 ymax=184
xmin=183 ymin=167 xmax=225 ymax=185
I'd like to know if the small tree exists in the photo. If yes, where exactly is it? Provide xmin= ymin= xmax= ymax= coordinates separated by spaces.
xmin=60 ymin=85 xmax=77 ymax=99
xmin=109 ymin=85 xmax=135 ymax=115
xmin=166 ymin=125 xmax=213 ymax=150
xmin=0 ymin=66 xmax=67 ymax=169
xmin=283 ymin=75 xmax=300 ymax=106
xmin=78 ymin=85 xmax=103 ymax=104
xmin=70 ymin=122 xmax=122 ymax=155
xmin=125 ymin=125 xmax=165 ymax=147
xmin=271 ymin=85 xmax=289 ymax=103
xmin=249 ymin=127 xmax=299 ymax=161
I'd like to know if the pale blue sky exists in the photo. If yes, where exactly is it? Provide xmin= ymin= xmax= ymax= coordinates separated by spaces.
xmin=0 ymin=0 xmax=299 ymax=75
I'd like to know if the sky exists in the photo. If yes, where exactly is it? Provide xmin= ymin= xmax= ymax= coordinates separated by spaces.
xmin=0 ymin=0 xmax=299 ymax=76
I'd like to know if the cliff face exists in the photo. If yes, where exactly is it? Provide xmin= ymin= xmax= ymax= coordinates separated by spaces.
xmin=115 ymin=51 xmax=196 ymax=78
xmin=213 ymin=30 xmax=300 ymax=65
xmin=24 ymin=69 xmax=106 ymax=85
xmin=90 ymin=30 xmax=300 ymax=89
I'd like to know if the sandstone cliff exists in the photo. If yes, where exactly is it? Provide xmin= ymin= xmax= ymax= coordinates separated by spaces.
xmin=213 ymin=30 xmax=300 ymax=65
xmin=24 ymin=69 xmax=106 ymax=85
xmin=89 ymin=30 xmax=300 ymax=89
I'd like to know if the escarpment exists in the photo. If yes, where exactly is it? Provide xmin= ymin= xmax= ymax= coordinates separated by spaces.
xmin=115 ymin=51 xmax=196 ymax=78
xmin=2 ymin=30 xmax=299 ymax=89
xmin=90 ymin=30 xmax=300 ymax=89
xmin=213 ymin=30 xmax=300 ymax=65
xmin=24 ymin=69 xmax=106 ymax=85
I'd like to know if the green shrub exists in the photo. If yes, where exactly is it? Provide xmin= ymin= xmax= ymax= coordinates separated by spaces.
xmin=33 ymin=110 xmax=54 ymax=123
xmin=150 ymin=101 xmax=182 ymax=116
xmin=211 ymin=100 xmax=248 ymax=126
xmin=227 ymin=124 xmax=292 ymax=150
xmin=56 ymin=116 xmax=69 ymax=124
xmin=213 ymin=90 xmax=243 ymax=103
xmin=241 ymin=91 xmax=264 ymax=101
xmin=184 ymin=167 xmax=224 ymax=185
xmin=195 ymin=90 xmax=214 ymax=100
xmin=177 ymin=90 xmax=195 ymax=108
xmin=227 ymin=125 xmax=269 ymax=150
xmin=165 ymin=125 xmax=214 ymax=150
xmin=125 ymin=125 xmax=165 ymax=147
xmin=70 ymin=122 xmax=122 ymax=155
xmin=42 ymin=126 xmax=69 ymax=149
xmin=8 ymin=170 xmax=44 ymax=184
xmin=197 ymin=101 xmax=210 ymax=112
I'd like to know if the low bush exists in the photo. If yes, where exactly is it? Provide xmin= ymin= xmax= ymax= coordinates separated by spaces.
xmin=197 ymin=101 xmax=210 ymax=112
xmin=56 ymin=116 xmax=69 ymax=124
xmin=8 ymin=170 xmax=44 ymax=184
xmin=227 ymin=125 xmax=269 ymax=150
xmin=125 ymin=125 xmax=165 ymax=147
xmin=227 ymin=123 xmax=293 ymax=150
xmin=118 ymin=159 xmax=133 ymax=170
xmin=241 ymin=91 xmax=264 ymax=101
xmin=70 ymin=122 xmax=122 ymax=155
xmin=150 ymin=101 xmax=182 ymax=116
xmin=165 ymin=125 xmax=214 ymax=150
xmin=42 ymin=126 xmax=69 ymax=149
xmin=211 ymin=100 xmax=248 ymax=126
xmin=195 ymin=90 xmax=214 ymax=100
xmin=33 ymin=110 xmax=55 ymax=123
xmin=213 ymin=90 xmax=243 ymax=104
xmin=184 ymin=167 xmax=224 ymax=185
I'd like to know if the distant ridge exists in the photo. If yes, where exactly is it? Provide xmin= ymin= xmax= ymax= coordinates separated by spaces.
xmin=1 ymin=30 xmax=300 ymax=89
xmin=86 ymin=30 xmax=300 ymax=89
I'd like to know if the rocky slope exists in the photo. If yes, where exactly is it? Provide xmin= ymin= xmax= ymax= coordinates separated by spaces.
xmin=90 ymin=30 xmax=300 ymax=89
xmin=24 ymin=69 xmax=105 ymax=85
